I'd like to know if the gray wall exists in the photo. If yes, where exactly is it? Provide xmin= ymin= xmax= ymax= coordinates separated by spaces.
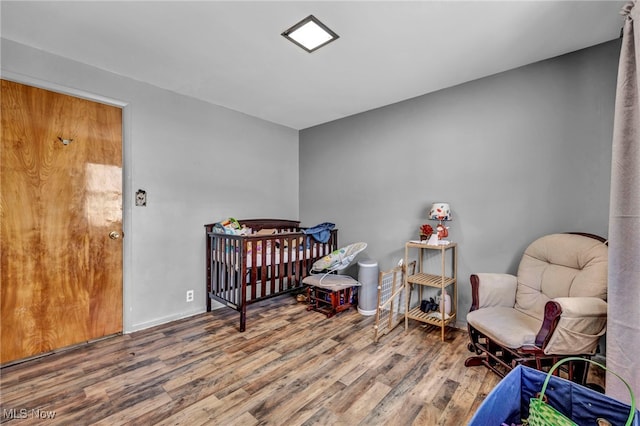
xmin=300 ymin=40 xmax=621 ymax=325
xmin=1 ymin=36 xmax=621 ymax=334
xmin=2 ymin=39 xmax=299 ymax=332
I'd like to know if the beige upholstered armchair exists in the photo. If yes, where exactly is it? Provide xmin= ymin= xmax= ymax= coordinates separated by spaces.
xmin=465 ymin=233 xmax=608 ymax=384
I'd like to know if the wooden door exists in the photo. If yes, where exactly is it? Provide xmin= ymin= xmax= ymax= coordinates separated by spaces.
xmin=1 ymin=80 xmax=123 ymax=364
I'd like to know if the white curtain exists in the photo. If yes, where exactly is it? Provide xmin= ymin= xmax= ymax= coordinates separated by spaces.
xmin=608 ymin=1 xmax=640 ymax=405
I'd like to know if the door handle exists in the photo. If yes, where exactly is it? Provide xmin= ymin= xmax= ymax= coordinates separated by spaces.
xmin=109 ymin=231 xmax=122 ymax=240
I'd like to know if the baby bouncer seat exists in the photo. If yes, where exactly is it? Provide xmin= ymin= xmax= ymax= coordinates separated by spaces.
xmin=303 ymin=242 xmax=367 ymax=317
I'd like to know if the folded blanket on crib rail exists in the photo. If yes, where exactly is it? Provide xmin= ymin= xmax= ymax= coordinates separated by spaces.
xmin=303 ymin=222 xmax=335 ymax=243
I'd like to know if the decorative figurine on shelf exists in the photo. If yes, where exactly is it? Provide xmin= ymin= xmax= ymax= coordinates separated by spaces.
xmin=419 ymin=224 xmax=433 ymax=240
xmin=436 ymin=223 xmax=449 ymax=240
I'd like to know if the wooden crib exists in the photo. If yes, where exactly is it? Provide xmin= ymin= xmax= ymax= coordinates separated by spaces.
xmin=204 ymin=219 xmax=338 ymax=331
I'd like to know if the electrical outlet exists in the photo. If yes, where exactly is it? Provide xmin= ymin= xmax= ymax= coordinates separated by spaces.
xmin=186 ymin=290 xmax=194 ymax=302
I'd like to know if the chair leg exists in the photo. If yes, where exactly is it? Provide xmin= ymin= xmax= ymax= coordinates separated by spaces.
xmin=464 ymin=355 xmax=485 ymax=367
xmin=465 ymin=325 xmax=486 ymax=366
xmin=465 ymin=338 xmax=491 ymax=367
xmin=464 ymin=333 xmax=512 ymax=378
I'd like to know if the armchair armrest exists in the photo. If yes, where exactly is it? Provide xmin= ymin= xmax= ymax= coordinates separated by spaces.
xmin=537 ymin=297 xmax=607 ymax=354
xmin=535 ymin=300 xmax=563 ymax=348
xmin=553 ymin=297 xmax=607 ymax=318
xmin=469 ymin=273 xmax=517 ymax=311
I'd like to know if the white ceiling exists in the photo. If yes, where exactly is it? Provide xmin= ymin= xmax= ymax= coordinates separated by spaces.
xmin=1 ymin=1 xmax=627 ymax=130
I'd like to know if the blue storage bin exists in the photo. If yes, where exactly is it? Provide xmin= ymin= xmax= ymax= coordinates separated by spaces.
xmin=468 ymin=364 xmax=638 ymax=426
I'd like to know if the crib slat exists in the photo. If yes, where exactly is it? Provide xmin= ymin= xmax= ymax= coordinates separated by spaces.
xmin=291 ymin=236 xmax=300 ymax=290
xmin=249 ymin=240 xmax=256 ymax=301
xmin=278 ymin=238 xmax=285 ymax=293
xmin=260 ymin=239 xmax=267 ymax=298
xmin=269 ymin=239 xmax=276 ymax=295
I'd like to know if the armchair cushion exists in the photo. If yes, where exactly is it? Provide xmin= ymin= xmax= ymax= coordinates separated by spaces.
xmin=467 ymin=307 xmax=541 ymax=349
xmin=474 ymin=273 xmax=517 ymax=310
xmin=514 ymin=234 xmax=608 ymax=322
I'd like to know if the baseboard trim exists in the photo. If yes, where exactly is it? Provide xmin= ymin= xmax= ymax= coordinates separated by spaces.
xmin=128 ymin=309 xmax=205 ymax=333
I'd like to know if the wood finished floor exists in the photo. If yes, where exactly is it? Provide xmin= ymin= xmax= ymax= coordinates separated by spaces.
xmin=0 ymin=295 xmax=501 ymax=425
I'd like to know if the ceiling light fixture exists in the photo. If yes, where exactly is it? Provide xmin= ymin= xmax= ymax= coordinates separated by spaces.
xmin=281 ymin=15 xmax=339 ymax=53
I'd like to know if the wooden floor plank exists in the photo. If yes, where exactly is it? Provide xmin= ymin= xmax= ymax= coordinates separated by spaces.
xmin=1 ymin=294 xmax=508 ymax=425
xmin=437 ymin=365 xmax=491 ymax=425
